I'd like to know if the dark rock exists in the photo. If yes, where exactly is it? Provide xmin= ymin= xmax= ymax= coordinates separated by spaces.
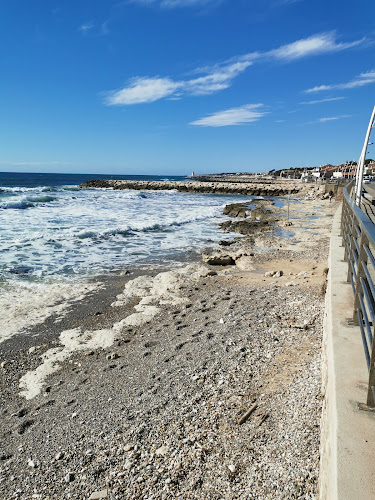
xmin=218 ymin=240 xmax=234 ymax=246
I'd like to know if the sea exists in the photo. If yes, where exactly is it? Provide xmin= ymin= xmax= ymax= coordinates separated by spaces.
xmin=0 ymin=172 xmax=251 ymax=342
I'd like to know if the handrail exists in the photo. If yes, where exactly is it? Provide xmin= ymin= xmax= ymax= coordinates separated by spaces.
xmin=341 ymin=181 xmax=375 ymax=408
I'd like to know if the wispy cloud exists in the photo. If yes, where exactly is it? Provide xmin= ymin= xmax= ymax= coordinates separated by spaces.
xmin=308 ymin=115 xmax=351 ymax=124
xmin=305 ymin=69 xmax=375 ymax=93
xmin=79 ymin=22 xmax=95 ymax=34
xmin=105 ymin=32 xmax=365 ymax=106
xmin=105 ymin=61 xmax=253 ymax=105
xmin=266 ymin=32 xmax=363 ymax=61
xmin=300 ymin=96 xmax=346 ymax=105
xmin=190 ymin=104 xmax=266 ymax=127
xmin=129 ymin=0 xmax=221 ymax=8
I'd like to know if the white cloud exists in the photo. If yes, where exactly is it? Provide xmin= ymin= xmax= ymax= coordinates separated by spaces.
xmin=129 ymin=0 xmax=219 ymax=7
xmin=300 ymin=96 xmax=346 ymax=105
xmin=79 ymin=22 xmax=94 ymax=34
xmin=105 ymin=77 xmax=181 ymax=105
xmin=319 ymin=115 xmax=351 ymax=122
xmin=161 ymin=0 xmax=216 ymax=6
xmin=185 ymin=61 xmax=253 ymax=95
xmin=105 ymin=32 xmax=366 ymax=106
xmin=267 ymin=32 xmax=363 ymax=61
xmin=305 ymin=69 xmax=375 ymax=93
xmin=190 ymin=104 xmax=266 ymax=127
xmin=105 ymin=61 xmax=252 ymax=105
xmin=308 ymin=115 xmax=351 ymax=124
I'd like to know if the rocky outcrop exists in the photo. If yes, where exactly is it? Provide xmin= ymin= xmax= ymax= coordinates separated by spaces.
xmin=79 ymin=179 xmax=301 ymax=197
xmin=219 ymin=219 xmax=269 ymax=236
xmin=220 ymin=200 xmax=276 ymax=236
xmin=222 ymin=203 xmax=251 ymax=218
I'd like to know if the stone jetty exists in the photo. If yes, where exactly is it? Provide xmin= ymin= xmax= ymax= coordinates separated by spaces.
xmin=80 ymin=179 xmax=301 ymax=196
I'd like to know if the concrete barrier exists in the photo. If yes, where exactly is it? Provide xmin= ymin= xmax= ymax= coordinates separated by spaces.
xmin=320 ymin=205 xmax=375 ymax=498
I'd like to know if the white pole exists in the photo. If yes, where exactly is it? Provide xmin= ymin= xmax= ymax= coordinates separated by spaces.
xmin=355 ymin=105 xmax=375 ymax=206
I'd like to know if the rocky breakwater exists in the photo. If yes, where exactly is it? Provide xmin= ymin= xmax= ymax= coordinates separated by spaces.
xmin=79 ymin=179 xmax=300 ymax=197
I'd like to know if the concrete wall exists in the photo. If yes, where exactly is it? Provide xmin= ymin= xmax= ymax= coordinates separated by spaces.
xmin=319 ymin=206 xmax=375 ymax=498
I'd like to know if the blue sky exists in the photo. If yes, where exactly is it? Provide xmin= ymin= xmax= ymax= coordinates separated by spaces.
xmin=0 ymin=0 xmax=374 ymax=175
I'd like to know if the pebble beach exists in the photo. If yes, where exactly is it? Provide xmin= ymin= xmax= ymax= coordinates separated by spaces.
xmin=0 ymin=183 xmax=338 ymax=499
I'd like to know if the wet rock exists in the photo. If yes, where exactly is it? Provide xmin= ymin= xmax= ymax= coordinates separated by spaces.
xmin=223 ymin=203 xmax=251 ymax=218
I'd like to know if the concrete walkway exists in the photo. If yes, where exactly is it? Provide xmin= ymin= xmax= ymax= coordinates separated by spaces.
xmin=320 ymin=205 xmax=375 ymax=499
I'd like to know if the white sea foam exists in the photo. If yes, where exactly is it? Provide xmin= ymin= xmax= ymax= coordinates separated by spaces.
xmin=0 ymin=280 xmax=100 ymax=344
xmin=18 ymin=264 xmax=215 ymax=399
xmin=0 ymin=186 xmax=248 ymax=279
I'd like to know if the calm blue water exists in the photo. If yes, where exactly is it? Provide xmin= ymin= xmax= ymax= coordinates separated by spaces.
xmin=0 ymin=171 xmax=250 ymax=282
xmin=0 ymin=172 xmax=188 ymax=189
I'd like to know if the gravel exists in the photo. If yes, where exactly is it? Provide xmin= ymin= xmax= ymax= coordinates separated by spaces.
xmin=0 ymin=190 xmax=337 ymax=499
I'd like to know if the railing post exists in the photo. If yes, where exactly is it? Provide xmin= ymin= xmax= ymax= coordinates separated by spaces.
xmin=367 ymin=337 xmax=375 ymax=407
xmin=340 ymin=196 xmax=346 ymax=238
xmin=346 ymin=214 xmax=357 ymax=284
xmin=352 ymin=233 xmax=368 ymax=325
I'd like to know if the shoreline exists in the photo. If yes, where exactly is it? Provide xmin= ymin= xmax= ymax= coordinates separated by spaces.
xmin=0 ymin=186 xmax=338 ymax=498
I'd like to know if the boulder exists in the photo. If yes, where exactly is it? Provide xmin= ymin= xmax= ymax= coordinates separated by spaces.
xmin=201 ymin=251 xmax=235 ymax=266
xmin=223 ymin=203 xmax=251 ymax=218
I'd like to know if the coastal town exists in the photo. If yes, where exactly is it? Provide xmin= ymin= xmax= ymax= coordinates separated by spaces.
xmin=190 ymin=158 xmax=375 ymax=183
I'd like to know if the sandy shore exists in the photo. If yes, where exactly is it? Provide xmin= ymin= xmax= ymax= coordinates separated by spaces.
xmin=0 ymin=186 xmax=338 ymax=499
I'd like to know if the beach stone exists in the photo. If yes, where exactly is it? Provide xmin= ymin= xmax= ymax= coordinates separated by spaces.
xmin=106 ymin=352 xmax=119 ymax=360
xmin=64 ymin=472 xmax=75 ymax=483
xmin=155 ymin=446 xmax=168 ymax=456
xmin=124 ymin=459 xmax=132 ymax=470
xmin=201 ymin=252 xmax=235 ymax=266
xmin=89 ymin=489 xmax=108 ymax=499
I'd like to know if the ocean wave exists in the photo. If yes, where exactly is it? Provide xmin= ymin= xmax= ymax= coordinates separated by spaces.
xmin=0 ymin=194 xmax=56 ymax=210
xmin=76 ymin=227 xmax=133 ymax=240
xmin=75 ymin=222 xmax=180 ymax=241
xmin=74 ymin=216 xmax=210 ymax=242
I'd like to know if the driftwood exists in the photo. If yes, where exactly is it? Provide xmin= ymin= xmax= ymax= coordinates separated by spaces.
xmin=237 ymin=402 xmax=257 ymax=425
xmin=256 ymin=412 xmax=269 ymax=428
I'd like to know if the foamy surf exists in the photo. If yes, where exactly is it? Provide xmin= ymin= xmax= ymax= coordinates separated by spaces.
xmin=0 ymin=280 xmax=101 ymax=344
xmin=0 ymin=179 xmax=249 ymax=280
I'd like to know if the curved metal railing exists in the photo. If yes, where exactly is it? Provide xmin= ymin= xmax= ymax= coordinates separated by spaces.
xmin=341 ymin=181 xmax=375 ymax=408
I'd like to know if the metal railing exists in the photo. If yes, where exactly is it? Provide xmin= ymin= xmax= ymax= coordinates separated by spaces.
xmin=341 ymin=181 xmax=375 ymax=408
